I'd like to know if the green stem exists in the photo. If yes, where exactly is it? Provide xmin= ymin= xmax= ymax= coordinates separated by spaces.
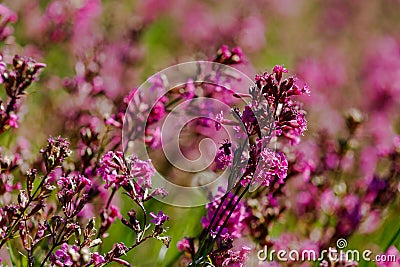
xmin=6 ymin=242 xmax=17 ymax=266
xmin=384 ymin=224 xmax=400 ymax=251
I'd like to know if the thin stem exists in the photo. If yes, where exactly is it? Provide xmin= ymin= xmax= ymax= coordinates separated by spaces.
xmin=197 ymin=185 xmax=249 ymax=265
xmin=0 ymin=172 xmax=51 ymax=249
xmin=196 ymin=137 xmax=249 ymax=256
xmin=96 ymin=187 xmax=117 ymax=252
xmin=39 ymin=219 xmax=69 ymax=267
xmin=384 ymin=223 xmax=400 ymax=252
xmin=195 ymin=185 xmax=241 ymax=260
xmin=39 ymin=243 xmax=57 ymax=267
xmin=105 ymin=188 xmax=117 ymax=210
xmin=193 ymin=182 xmax=246 ymax=266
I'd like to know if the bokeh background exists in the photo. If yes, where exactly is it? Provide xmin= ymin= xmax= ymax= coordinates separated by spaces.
xmin=1 ymin=0 xmax=400 ymax=266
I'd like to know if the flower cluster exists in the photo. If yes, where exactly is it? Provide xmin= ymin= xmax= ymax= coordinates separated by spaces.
xmin=0 ymin=55 xmax=45 ymax=133
xmin=253 ymin=65 xmax=309 ymax=144
xmin=96 ymin=151 xmax=170 ymax=259
xmin=182 ymin=65 xmax=309 ymax=266
xmin=214 ymin=45 xmax=244 ymax=65
xmin=0 ymin=136 xmax=170 ymax=266
xmin=57 ymin=174 xmax=92 ymax=218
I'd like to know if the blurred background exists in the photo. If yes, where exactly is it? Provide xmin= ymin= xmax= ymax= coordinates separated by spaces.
xmin=1 ymin=0 xmax=400 ymax=266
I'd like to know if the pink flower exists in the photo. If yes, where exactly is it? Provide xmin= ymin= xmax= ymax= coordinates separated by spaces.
xmin=150 ymin=188 xmax=168 ymax=198
xmin=214 ymin=45 xmax=245 ymax=65
xmin=215 ymin=111 xmax=224 ymax=131
xmin=0 ymin=4 xmax=18 ymax=41
xmin=98 ymin=151 xmax=128 ymax=189
xmin=147 ymin=96 xmax=168 ymax=124
xmin=320 ymin=189 xmax=340 ymax=214
xmin=376 ymin=246 xmax=400 ymax=267
xmin=72 ymin=0 xmax=102 ymax=52
xmin=91 ymin=252 xmax=105 ymax=265
xmin=238 ymin=15 xmax=266 ymax=52
xmin=254 ymin=149 xmax=288 ymax=186
xmin=221 ymin=246 xmax=251 ymax=267
xmin=359 ymin=210 xmax=381 ymax=234
xmin=129 ymin=156 xmax=155 ymax=189
xmin=7 ymin=113 xmax=18 ymax=128
xmin=215 ymin=149 xmax=233 ymax=170
xmin=145 ymin=127 xmax=162 ymax=149
xmin=0 ymin=4 xmax=18 ymax=23
xmin=254 ymin=66 xmax=309 ymax=145
xmin=177 ymin=237 xmax=191 ymax=252
xmin=109 ymin=205 xmax=122 ymax=221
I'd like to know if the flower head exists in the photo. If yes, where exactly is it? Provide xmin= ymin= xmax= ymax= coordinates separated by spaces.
xmin=91 ymin=252 xmax=105 ymax=265
xmin=253 ymin=149 xmax=288 ymax=186
xmin=41 ymin=137 xmax=72 ymax=172
xmin=99 ymin=151 xmax=155 ymax=190
xmin=50 ymin=243 xmax=80 ymax=267
xmin=214 ymin=45 xmax=244 ymax=65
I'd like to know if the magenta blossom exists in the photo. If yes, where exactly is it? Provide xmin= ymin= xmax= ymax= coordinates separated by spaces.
xmin=50 ymin=243 xmax=79 ymax=266
xmin=253 ymin=149 xmax=288 ymax=186
xmin=98 ymin=151 xmax=155 ymax=189
xmin=91 ymin=252 xmax=105 ymax=265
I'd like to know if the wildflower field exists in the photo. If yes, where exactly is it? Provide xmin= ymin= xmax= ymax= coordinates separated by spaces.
xmin=0 ymin=0 xmax=399 ymax=266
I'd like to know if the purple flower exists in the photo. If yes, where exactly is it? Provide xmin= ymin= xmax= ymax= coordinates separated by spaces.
xmin=50 ymin=243 xmax=79 ymax=266
xmin=241 ymin=106 xmax=256 ymax=126
xmin=150 ymin=210 xmax=169 ymax=226
xmin=91 ymin=252 xmax=105 ymax=265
